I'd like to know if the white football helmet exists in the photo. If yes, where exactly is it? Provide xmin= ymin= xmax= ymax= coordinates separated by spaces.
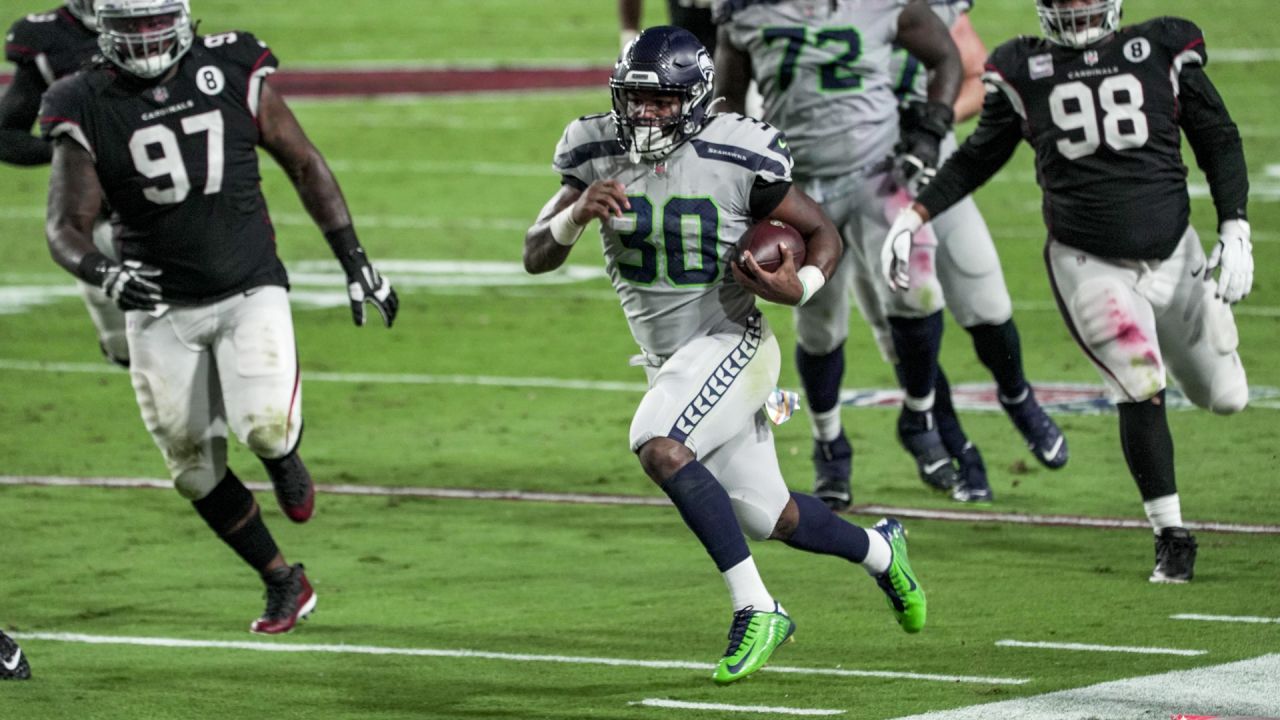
xmin=66 ymin=0 xmax=99 ymax=31
xmin=1036 ymin=0 xmax=1123 ymax=48
xmin=95 ymin=0 xmax=193 ymax=79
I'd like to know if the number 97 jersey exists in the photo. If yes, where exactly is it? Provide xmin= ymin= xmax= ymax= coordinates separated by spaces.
xmin=983 ymin=17 xmax=1207 ymax=260
xmin=39 ymin=31 xmax=287 ymax=305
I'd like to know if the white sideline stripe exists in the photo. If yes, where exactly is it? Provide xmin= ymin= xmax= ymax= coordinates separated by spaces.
xmin=888 ymin=654 xmax=1280 ymax=720
xmin=1214 ymin=48 xmax=1280 ymax=62
xmin=996 ymin=640 xmax=1207 ymax=656
xmin=9 ymin=632 xmax=1026 ymax=685
xmin=632 ymin=699 xmax=844 ymax=716
xmin=0 ymin=359 xmax=649 ymax=393
xmin=1171 ymin=614 xmax=1280 ymax=624
xmin=5 ymin=476 xmax=1280 ymax=536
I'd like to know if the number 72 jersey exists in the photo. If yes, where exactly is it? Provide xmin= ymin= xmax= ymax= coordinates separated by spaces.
xmin=40 ymin=31 xmax=287 ymax=305
xmin=982 ymin=17 xmax=1208 ymax=259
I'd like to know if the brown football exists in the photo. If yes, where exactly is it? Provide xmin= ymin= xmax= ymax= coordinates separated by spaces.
xmin=735 ymin=218 xmax=807 ymax=274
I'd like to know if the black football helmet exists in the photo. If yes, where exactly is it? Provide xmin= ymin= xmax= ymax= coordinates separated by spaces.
xmin=1036 ymin=0 xmax=1123 ymax=48
xmin=610 ymin=26 xmax=715 ymax=163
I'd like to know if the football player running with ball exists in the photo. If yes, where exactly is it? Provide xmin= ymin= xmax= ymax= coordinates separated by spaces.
xmin=42 ymin=0 xmax=398 ymax=631
xmin=882 ymin=0 xmax=1251 ymax=583
xmin=2 ymin=1 xmax=130 ymax=366
xmin=526 ymin=26 xmax=927 ymax=684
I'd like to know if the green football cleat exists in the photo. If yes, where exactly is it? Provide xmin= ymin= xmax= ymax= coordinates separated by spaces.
xmin=712 ymin=603 xmax=795 ymax=685
xmin=872 ymin=518 xmax=927 ymax=633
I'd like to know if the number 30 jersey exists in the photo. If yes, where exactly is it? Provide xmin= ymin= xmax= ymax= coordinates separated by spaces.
xmin=553 ymin=113 xmax=792 ymax=357
xmin=981 ymin=18 xmax=1208 ymax=259
xmin=40 ymin=32 xmax=286 ymax=304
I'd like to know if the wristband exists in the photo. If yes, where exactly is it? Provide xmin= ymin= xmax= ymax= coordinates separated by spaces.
xmin=797 ymin=265 xmax=827 ymax=306
xmin=324 ymin=225 xmax=367 ymax=275
xmin=77 ymin=250 xmax=112 ymax=286
xmin=549 ymin=205 xmax=586 ymax=247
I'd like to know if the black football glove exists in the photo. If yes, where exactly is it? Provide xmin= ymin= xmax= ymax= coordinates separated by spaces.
xmin=342 ymin=251 xmax=398 ymax=328
xmin=893 ymin=100 xmax=954 ymax=196
xmin=80 ymin=252 xmax=163 ymax=311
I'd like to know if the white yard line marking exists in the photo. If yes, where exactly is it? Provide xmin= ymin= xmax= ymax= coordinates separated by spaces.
xmin=4 ymin=476 xmax=1279 ymax=536
xmin=887 ymin=654 xmax=1280 ymax=720
xmin=9 ymin=631 xmax=1026 ymax=685
xmin=631 ymin=699 xmax=845 ymax=716
xmin=1213 ymin=48 xmax=1280 ymax=62
xmin=1171 ymin=614 xmax=1280 ymax=625
xmin=996 ymin=640 xmax=1207 ymax=656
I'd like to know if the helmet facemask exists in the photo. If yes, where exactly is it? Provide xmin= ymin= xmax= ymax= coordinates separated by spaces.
xmin=96 ymin=0 xmax=194 ymax=79
xmin=1036 ymin=0 xmax=1122 ymax=48
xmin=66 ymin=0 xmax=99 ymax=31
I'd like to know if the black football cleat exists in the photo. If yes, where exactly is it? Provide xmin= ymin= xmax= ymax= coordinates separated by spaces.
xmin=950 ymin=442 xmax=993 ymax=504
xmin=1150 ymin=528 xmax=1198 ymax=584
xmin=1001 ymin=388 xmax=1068 ymax=469
xmin=812 ymin=434 xmax=854 ymax=511
xmin=896 ymin=409 xmax=960 ymax=492
xmin=0 ymin=631 xmax=31 ymax=680
xmin=251 ymin=563 xmax=317 ymax=634
xmin=261 ymin=451 xmax=315 ymax=523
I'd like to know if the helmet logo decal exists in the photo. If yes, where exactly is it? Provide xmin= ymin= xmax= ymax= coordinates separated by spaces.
xmin=1124 ymin=38 xmax=1151 ymax=63
xmin=196 ymin=65 xmax=226 ymax=95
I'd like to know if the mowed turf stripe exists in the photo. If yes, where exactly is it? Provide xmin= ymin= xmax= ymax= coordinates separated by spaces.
xmin=1171 ymin=614 xmax=1280 ymax=624
xmin=996 ymin=640 xmax=1208 ymax=656
xmin=10 ymin=632 xmax=1028 ymax=685
xmin=887 ymin=654 xmax=1280 ymax=720
xmin=631 ymin=698 xmax=845 ymax=716
xmin=4 ymin=476 xmax=1280 ymax=535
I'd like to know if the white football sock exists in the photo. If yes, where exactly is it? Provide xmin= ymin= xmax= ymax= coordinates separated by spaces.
xmin=1143 ymin=494 xmax=1183 ymax=533
xmin=722 ymin=557 xmax=774 ymax=612
xmin=861 ymin=528 xmax=892 ymax=575
xmin=809 ymin=406 xmax=843 ymax=443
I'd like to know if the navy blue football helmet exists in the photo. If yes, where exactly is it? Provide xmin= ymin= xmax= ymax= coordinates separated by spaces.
xmin=610 ymin=26 xmax=715 ymax=162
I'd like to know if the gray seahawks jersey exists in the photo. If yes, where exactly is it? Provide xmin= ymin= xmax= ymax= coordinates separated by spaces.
xmin=552 ymin=113 xmax=792 ymax=357
xmin=720 ymin=0 xmax=908 ymax=180
xmin=891 ymin=0 xmax=972 ymax=102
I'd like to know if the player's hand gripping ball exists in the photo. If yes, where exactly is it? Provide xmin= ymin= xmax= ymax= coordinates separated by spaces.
xmin=734 ymin=218 xmax=806 ymax=277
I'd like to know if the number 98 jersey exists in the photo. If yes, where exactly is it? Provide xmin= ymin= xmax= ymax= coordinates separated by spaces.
xmin=983 ymin=17 xmax=1207 ymax=260
xmin=39 ymin=31 xmax=287 ymax=305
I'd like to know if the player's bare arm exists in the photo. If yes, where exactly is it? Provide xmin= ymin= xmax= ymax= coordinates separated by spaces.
xmin=0 ymin=63 xmax=53 ymax=166
xmin=897 ymin=1 xmax=961 ymax=109
xmin=618 ymin=0 xmax=642 ymax=47
xmin=731 ymin=185 xmax=841 ymax=306
xmin=948 ymin=14 xmax=988 ymax=123
xmin=524 ymin=179 xmax=630 ymax=274
xmin=711 ymin=25 xmax=751 ymax=115
xmin=258 ymin=80 xmax=398 ymax=327
xmin=47 ymin=138 xmax=161 ymax=310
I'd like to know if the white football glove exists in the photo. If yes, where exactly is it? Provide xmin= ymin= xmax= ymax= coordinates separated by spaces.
xmin=1206 ymin=219 xmax=1253 ymax=304
xmin=881 ymin=207 xmax=925 ymax=292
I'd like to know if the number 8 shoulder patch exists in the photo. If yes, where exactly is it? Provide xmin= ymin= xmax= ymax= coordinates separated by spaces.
xmin=196 ymin=65 xmax=226 ymax=96
xmin=1124 ymin=38 xmax=1151 ymax=63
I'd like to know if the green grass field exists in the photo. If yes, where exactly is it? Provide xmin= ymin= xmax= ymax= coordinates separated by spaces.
xmin=1 ymin=1 xmax=1278 ymax=718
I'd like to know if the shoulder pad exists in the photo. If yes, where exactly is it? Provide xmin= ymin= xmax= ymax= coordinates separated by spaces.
xmin=552 ymin=114 xmax=623 ymax=177
xmin=195 ymin=30 xmax=279 ymax=73
xmin=690 ymin=114 xmax=792 ymax=183
xmin=38 ymin=72 xmax=96 ymax=156
xmin=1141 ymin=16 xmax=1207 ymax=64
xmin=6 ymin=7 xmax=73 ymax=64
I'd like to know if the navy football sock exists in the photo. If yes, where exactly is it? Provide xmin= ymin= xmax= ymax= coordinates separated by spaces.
xmin=660 ymin=461 xmax=752 ymax=572
xmin=967 ymin=320 xmax=1028 ymax=399
xmin=796 ymin=343 xmax=845 ymax=414
xmin=1118 ymin=391 xmax=1177 ymax=501
xmin=889 ymin=312 xmax=944 ymax=400
xmin=782 ymin=492 xmax=870 ymax=563
xmin=932 ymin=368 xmax=971 ymax=457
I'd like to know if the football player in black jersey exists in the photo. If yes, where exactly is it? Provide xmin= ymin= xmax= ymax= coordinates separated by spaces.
xmin=619 ymin=0 xmax=717 ymax=54
xmin=42 ymin=0 xmax=399 ymax=632
xmin=882 ymin=0 xmax=1252 ymax=583
xmin=2 ymin=1 xmax=133 ymax=366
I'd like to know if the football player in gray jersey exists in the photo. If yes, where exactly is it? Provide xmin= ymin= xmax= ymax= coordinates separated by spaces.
xmin=883 ymin=0 xmax=1069 ymax=503
xmin=526 ymin=26 xmax=928 ymax=684
xmin=716 ymin=0 xmax=998 ymax=507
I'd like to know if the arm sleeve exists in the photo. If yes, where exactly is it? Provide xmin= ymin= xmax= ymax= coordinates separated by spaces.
xmin=1177 ymin=64 xmax=1248 ymax=225
xmin=749 ymin=178 xmax=790 ymax=219
xmin=917 ymin=83 xmax=1023 ymax=217
xmin=0 ymin=62 xmax=53 ymax=165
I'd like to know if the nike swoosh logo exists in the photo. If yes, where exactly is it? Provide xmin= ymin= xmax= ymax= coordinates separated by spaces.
xmin=2 ymin=647 xmax=21 ymax=672
xmin=725 ymin=641 xmax=755 ymax=674
xmin=1040 ymin=436 xmax=1065 ymax=462
xmin=922 ymin=459 xmax=951 ymax=475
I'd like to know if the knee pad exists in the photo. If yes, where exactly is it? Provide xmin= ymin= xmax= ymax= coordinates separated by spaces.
xmin=244 ymin=417 xmax=295 ymax=459
xmin=174 ymin=465 xmax=223 ymax=501
xmin=169 ymin=437 xmax=228 ymax=500
xmin=1210 ymin=380 xmax=1249 ymax=415
xmin=794 ymin=304 xmax=850 ymax=357
xmin=729 ymin=487 xmax=785 ymax=541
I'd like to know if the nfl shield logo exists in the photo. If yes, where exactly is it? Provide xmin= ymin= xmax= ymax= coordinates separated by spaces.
xmin=151 ymin=86 xmax=169 ymax=103
xmin=653 ymin=161 xmax=667 ymax=176
xmin=1084 ymin=50 xmax=1099 ymax=66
